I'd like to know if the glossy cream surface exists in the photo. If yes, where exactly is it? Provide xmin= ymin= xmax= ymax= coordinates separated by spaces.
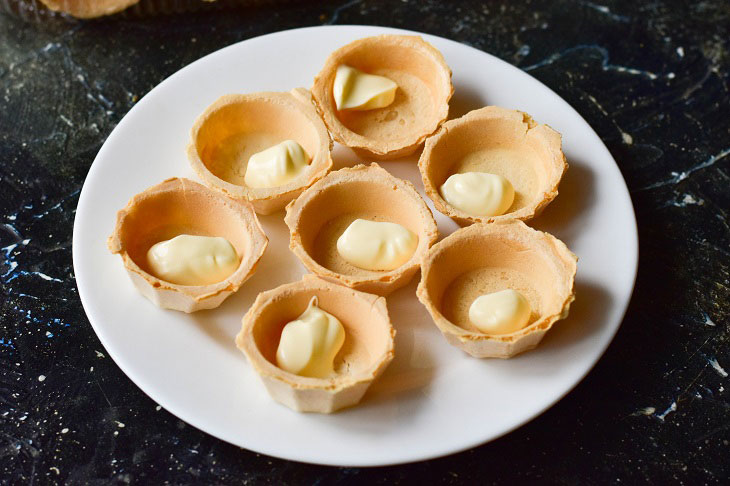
xmin=333 ymin=65 xmax=398 ymax=111
xmin=275 ymin=297 xmax=346 ymax=378
xmin=243 ymin=139 xmax=310 ymax=188
xmin=468 ymin=289 xmax=531 ymax=334
xmin=146 ymin=234 xmax=239 ymax=286
xmin=439 ymin=172 xmax=515 ymax=217
xmin=336 ymin=219 xmax=418 ymax=271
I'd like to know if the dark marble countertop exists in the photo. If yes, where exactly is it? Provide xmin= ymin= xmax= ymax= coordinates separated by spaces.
xmin=1 ymin=0 xmax=728 ymax=483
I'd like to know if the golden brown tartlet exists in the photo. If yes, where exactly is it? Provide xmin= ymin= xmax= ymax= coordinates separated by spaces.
xmin=236 ymin=275 xmax=395 ymax=413
xmin=39 ymin=0 xmax=138 ymax=17
xmin=419 ymin=106 xmax=567 ymax=225
xmin=417 ymin=220 xmax=577 ymax=358
xmin=311 ymin=34 xmax=453 ymax=160
xmin=188 ymin=88 xmax=333 ymax=215
xmin=107 ymin=177 xmax=268 ymax=313
xmin=284 ymin=163 xmax=439 ymax=296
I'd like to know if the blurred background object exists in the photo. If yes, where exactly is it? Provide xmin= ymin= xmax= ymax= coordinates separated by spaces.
xmin=1 ymin=0 xmax=287 ymax=20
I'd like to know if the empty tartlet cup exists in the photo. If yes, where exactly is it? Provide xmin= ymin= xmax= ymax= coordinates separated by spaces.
xmin=311 ymin=34 xmax=453 ymax=160
xmin=417 ymin=220 xmax=577 ymax=358
xmin=419 ymin=106 xmax=567 ymax=225
xmin=107 ymin=177 xmax=268 ymax=313
xmin=236 ymin=275 xmax=395 ymax=413
xmin=188 ymin=89 xmax=333 ymax=215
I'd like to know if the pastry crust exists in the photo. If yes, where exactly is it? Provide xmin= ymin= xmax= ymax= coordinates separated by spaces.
xmin=417 ymin=220 xmax=577 ymax=358
xmin=188 ymin=89 xmax=333 ymax=215
xmin=39 ymin=0 xmax=139 ymax=18
xmin=312 ymin=34 xmax=453 ymax=160
xmin=107 ymin=177 xmax=268 ymax=313
xmin=236 ymin=275 xmax=395 ymax=413
xmin=284 ymin=163 xmax=439 ymax=296
xmin=419 ymin=106 xmax=567 ymax=225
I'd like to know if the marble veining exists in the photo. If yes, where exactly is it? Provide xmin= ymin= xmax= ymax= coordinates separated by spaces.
xmin=0 ymin=0 xmax=728 ymax=483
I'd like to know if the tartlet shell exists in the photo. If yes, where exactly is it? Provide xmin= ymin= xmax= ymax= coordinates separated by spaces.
xmin=236 ymin=275 xmax=395 ymax=413
xmin=284 ymin=163 xmax=439 ymax=296
xmin=39 ymin=0 xmax=139 ymax=17
xmin=417 ymin=220 xmax=577 ymax=358
xmin=311 ymin=34 xmax=453 ymax=160
xmin=419 ymin=106 xmax=567 ymax=225
xmin=107 ymin=177 xmax=268 ymax=313
xmin=188 ymin=88 xmax=333 ymax=215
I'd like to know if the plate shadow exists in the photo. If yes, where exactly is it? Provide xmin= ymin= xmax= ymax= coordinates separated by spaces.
xmin=492 ymin=279 xmax=615 ymax=376
xmin=530 ymin=158 xmax=596 ymax=244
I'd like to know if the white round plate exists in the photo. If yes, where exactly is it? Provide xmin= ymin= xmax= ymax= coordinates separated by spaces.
xmin=73 ymin=25 xmax=638 ymax=466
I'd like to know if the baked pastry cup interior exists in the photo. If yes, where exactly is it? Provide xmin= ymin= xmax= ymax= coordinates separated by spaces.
xmin=419 ymin=106 xmax=567 ymax=225
xmin=284 ymin=163 xmax=438 ymax=296
xmin=236 ymin=275 xmax=395 ymax=413
xmin=188 ymin=89 xmax=332 ymax=215
xmin=312 ymin=34 xmax=453 ymax=160
xmin=107 ymin=177 xmax=268 ymax=313
xmin=417 ymin=220 xmax=577 ymax=358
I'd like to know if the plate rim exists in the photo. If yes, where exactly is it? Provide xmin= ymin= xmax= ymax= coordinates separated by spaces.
xmin=72 ymin=24 xmax=639 ymax=467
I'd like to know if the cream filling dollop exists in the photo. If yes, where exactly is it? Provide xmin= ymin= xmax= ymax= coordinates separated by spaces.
xmin=244 ymin=140 xmax=310 ymax=189
xmin=336 ymin=219 xmax=418 ymax=271
xmin=468 ymin=289 xmax=531 ymax=335
xmin=276 ymin=296 xmax=346 ymax=378
xmin=146 ymin=234 xmax=239 ymax=286
xmin=439 ymin=172 xmax=515 ymax=217
xmin=333 ymin=65 xmax=398 ymax=111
